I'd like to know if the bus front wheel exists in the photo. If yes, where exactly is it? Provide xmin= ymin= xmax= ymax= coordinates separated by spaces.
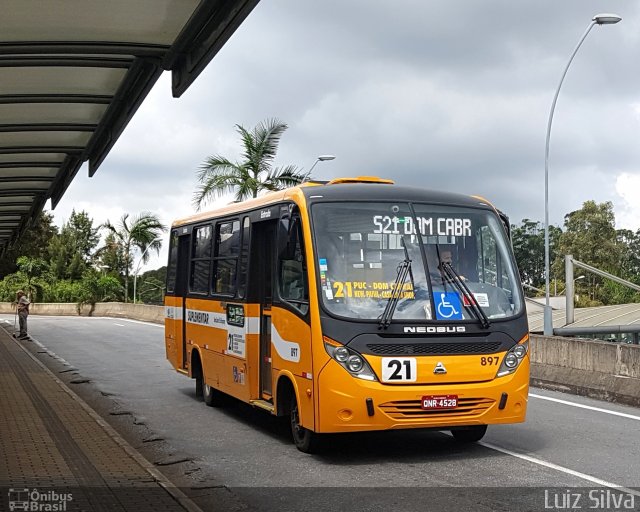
xmin=451 ymin=425 xmax=487 ymax=443
xmin=290 ymin=395 xmax=320 ymax=453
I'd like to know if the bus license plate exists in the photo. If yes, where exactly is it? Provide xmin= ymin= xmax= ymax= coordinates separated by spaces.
xmin=421 ymin=395 xmax=458 ymax=410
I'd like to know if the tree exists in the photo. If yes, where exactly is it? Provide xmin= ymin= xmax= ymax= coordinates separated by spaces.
xmin=96 ymin=233 xmax=127 ymax=278
xmin=617 ymin=228 xmax=640 ymax=284
xmin=77 ymin=269 xmax=122 ymax=315
xmin=15 ymin=256 xmax=49 ymax=301
xmin=511 ymin=219 xmax=561 ymax=293
xmin=48 ymin=210 xmax=100 ymax=280
xmin=66 ymin=209 xmax=100 ymax=262
xmin=553 ymin=201 xmax=622 ymax=304
xmin=193 ymin=118 xmax=310 ymax=209
xmin=0 ymin=212 xmax=57 ymax=278
xmin=101 ymin=212 xmax=167 ymax=302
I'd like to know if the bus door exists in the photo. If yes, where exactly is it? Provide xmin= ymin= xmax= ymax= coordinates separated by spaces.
xmin=249 ymin=214 xmax=278 ymax=400
xmin=166 ymin=230 xmax=190 ymax=370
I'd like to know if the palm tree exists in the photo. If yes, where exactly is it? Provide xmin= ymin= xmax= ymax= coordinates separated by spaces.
xmin=101 ymin=212 xmax=167 ymax=302
xmin=193 ymin=118 xmax=309 ymax=210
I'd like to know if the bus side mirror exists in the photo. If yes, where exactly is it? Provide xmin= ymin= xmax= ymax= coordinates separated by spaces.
xmin=497 ymin=210 xmax=511 ymax=238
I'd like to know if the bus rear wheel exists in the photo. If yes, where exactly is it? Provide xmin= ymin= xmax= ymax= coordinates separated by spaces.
xmin=195 ymin=375 xmax=203 ymax=400
xmin=290 ymin=395 xmax=320 ymax=453
xmin=451 ymin=425 xmax=487 ymax=443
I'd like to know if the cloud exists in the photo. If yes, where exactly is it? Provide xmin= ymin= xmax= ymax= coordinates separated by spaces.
xmin=615 ymin=172 xmax=640 ymax=230
xmin=48 ymin=0 xmax=640 ymax=272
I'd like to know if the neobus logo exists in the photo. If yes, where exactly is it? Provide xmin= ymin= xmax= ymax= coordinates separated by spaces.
xmin=403 ymin=326 xmax=466 ymax=334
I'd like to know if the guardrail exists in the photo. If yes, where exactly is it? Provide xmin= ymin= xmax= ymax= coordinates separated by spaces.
xmin=1 ymin=302 xmax=637 ymax=406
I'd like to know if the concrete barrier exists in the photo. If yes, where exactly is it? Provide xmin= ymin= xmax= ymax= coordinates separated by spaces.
xmin=0 ymin=301 xmax=164 ymax=324
xmin=530 ymin=334 xmax=640 ymax=407
xmin=1 ymin=302 xmax=637 ymax=405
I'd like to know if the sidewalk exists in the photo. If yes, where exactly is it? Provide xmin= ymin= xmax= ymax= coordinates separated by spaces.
xmin=0 ymin=326 xmax=201 ymax=512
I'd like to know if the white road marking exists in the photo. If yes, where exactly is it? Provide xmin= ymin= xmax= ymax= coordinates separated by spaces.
xmin=479 ymin=440 xmax=640 ymax=497
xmin=114 ymin=323 xmax=125 ymax=327
xmin=530 ymin=393 xmax=640 ymax=421
xmin=113 ymin=318 xmax=164 ymax=328
xmin=0 ymin=314 xmax=163 ymax=329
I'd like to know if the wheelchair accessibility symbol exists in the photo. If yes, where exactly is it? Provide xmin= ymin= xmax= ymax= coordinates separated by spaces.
xmin=434 ymin=292 xmax=463 ymax=320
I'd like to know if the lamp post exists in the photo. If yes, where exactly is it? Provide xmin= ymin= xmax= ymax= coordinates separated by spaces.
xmin=308 ymin=155 xmax=335 ymax=174
xmin=133 ymin=237 xmax=161 ymax=304
xmin=543 ymin=13 xmax=621 ymax=336
xmin=559 ymin=274 xmax=585 ymax=295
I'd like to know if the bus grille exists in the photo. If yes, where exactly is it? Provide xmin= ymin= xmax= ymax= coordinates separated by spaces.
xmin=366 ymin=342 xmax=501 ymax=356
xmin=379 ymin=397 xmax=495 ymax=419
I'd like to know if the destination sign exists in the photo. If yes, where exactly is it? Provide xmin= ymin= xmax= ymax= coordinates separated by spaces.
xmin=372 ymin=215 xmax=471 ymax=237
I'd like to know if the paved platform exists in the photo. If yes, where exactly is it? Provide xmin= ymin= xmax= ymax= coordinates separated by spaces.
xmin=0 ymin=326 xmax=200 ymax=512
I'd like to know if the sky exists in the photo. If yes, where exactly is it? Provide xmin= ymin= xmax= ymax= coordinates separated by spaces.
xmin=49 ymin=1 xmax=640 ymax=272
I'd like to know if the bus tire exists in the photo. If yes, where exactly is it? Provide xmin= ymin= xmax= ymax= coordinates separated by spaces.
xmin=192 ymin=351 xmax=203 ymax=400
xmin=451 ymin=425 xmax=487 ymax=443
xmin=290 ymin=395 xmax=321 ymax=453
xmin=203 ymin=382 xmax=222 ymax=407
xmin=195 ymin=376 xmax=203 ymax=399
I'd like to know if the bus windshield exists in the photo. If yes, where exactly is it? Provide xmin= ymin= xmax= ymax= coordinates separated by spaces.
xmin=311 ymin=202 xmax=523 ymax=323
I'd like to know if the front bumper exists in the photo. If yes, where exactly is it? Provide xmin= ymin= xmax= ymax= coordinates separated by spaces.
xmin=316 ymin=357 xmax=529 ymax=433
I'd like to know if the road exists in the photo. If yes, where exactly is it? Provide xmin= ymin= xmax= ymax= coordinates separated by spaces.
xmin=4 ymin=314 xmax=640 ymax=512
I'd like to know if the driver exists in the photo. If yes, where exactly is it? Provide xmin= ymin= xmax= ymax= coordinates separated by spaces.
xmin=433 ymin=248 xmax=466 ymax=284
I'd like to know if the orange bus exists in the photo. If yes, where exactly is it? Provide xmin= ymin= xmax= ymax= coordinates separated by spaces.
xmin=164 ymin=177 xmax=529 ymax=452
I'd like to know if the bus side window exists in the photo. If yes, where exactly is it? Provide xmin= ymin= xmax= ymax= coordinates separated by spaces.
xmin=189 ymin=225 xmax=212 ymax=294
xmin=166 ymin=230 xmax=178 ymax=293
xmin=213 ymin=220 xmax=241 ymax=295
xmin=278 ymin=214 xmax=309 ymax=315
xmin=236 ymin=217 xmax=250 ymax=298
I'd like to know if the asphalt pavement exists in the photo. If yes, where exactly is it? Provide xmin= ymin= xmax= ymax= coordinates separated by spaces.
xmin=2 ymin=314 xmax=639 ymax=512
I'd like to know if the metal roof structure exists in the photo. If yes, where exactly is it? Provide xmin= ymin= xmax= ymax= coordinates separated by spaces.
xmin=527 ymin=300 xmax=640 ymax=335
xmin=0 ymin=0 xmax=258 ymax=251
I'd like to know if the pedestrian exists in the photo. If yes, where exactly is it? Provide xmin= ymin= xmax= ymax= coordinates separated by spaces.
xmin=16 ymin=290 xmax=30 ymax=339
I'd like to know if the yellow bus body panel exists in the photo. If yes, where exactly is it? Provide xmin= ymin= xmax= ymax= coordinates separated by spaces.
xmin=164 ymin=295 xmax=182 ymax=370
xmin=184 ymin=297 xmax=261 ymax=403
xmin=270 ymin=307 xmax=314 ymax=429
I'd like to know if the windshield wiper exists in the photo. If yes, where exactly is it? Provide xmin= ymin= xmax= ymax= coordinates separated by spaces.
xmin=379 ymin=238 xmax=414 ymax=329
xmin=440 ymin=262 xmax=491 ymax=329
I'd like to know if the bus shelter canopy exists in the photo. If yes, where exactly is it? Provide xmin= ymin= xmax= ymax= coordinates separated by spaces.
xmin=0 ymin=0 xmax=258 ymax=251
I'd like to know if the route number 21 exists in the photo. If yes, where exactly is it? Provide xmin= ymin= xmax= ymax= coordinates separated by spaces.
xmin=381 ymin=358 xmax=417 ymax=382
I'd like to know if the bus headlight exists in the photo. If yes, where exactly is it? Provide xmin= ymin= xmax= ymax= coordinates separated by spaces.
xmin=513 ymin=344 xmax=527 ymax=358
xmin=324 ymin=337 xmax=377 ymax=381
xmin=335 ymin=347 xmax=349 ymax=363
xmin=504 ymin=353 xmax=518 ymax=368
xmin=347 ymin=355 xmax=364 ymax=372
xmin=496 ymin=338 xmax=528 ymax=378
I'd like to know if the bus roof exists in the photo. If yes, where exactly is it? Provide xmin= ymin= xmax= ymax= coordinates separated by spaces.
xmin=171 ymin=177 xmax=498 ymax=228
xmin=301 ymin=181 xmax=496 ymax=210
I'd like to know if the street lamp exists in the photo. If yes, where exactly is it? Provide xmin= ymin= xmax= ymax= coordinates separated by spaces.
xmin=543 ymin=13 xmax=621 ymax=336
xmin=308 ymin=155 xmax=335 ymax=174
xmin=133 ymin=237 xmax=161 ymax=304
xmin=559 ymin=274 xmax=585 ymax=295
